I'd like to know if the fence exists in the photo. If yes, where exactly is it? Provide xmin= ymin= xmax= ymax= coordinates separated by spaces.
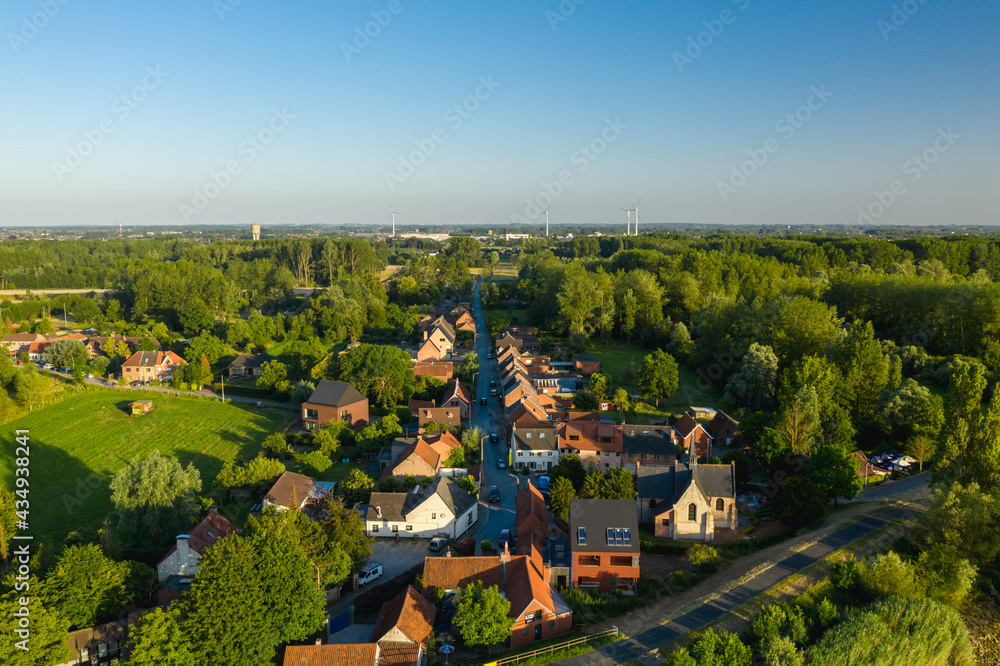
xmin=483 ymin=626 xmax=619 ymax=666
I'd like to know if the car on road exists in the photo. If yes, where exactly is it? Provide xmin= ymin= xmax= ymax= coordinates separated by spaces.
xmin=488 ymin=485 xmax=500 ymax=503
xmin=358 ymin=562 xmax=383 ymax=586
xmin=496 ymin=458 xmax=507 ymax=469
xmin=480 ymin=397 xmax=488 ymax=406
xmin=85 ymin=373 xmax=94 ymax=379
xmin=131 ymin=381 xmax=144 ymax=387
xmin=43 ymin=363 xmax=53 ymax=369
xmin=490 ymin=433 xmax=499 ymax=444
xmin=487 ymin=352 xmax=494 ymax=359
xmin=498 ymin=529 xmax=514 ymax=551
xmin=490 ymin=380 xmax=496 ymax=388
xmin=490 ymin=388 xmax=498 ymax=397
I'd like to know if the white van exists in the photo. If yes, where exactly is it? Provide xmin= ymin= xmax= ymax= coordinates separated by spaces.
xmin=358 ymin=562 xmax=383 ymax=587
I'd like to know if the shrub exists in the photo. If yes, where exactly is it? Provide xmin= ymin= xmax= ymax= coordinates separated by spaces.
xmin=859 ymin=551 xmax=923 ymax=601
xmin=481 ymin=540 xmax=493 ymax=554
xmin=749 ymin=603 xmax=809 ymax=648
xmin=452 ymin=538 xmax=475 ymax=557
xmin=300 ymin=450 xmax=332 ymax=475
xmin=761 ymin=636 xmax=804 ymax=666
xmin=806 ymin=596 xmax=975 ymax=666
xmin=815 ymin=597 xmax=839 ymax=628
xmin=689 ymin=544 xmax=721 ymax=574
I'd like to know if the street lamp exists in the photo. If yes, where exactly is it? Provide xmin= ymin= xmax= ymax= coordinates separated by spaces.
xmin=479 ymin=434 xmax=489 ymax=484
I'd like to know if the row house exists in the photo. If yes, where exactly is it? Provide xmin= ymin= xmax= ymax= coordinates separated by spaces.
xmin=495 ymin=326 xmax=542 ymax=354
xmin=365 ymin=477 xmax=478 ymax=539
xmin=121 ymin=351 xmax=186 ymax=383
xmin=621 ymin=425 xmax=677 ymax=472
xmin=557 ymin=421 xmax=623 ymax=470
xmin=511 ymin=424 xmax=559 ymax=472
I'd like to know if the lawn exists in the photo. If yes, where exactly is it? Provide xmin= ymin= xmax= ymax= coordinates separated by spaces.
xmin=588 ymin=342 xmax=735 ymax=423
xmin=2 ymin=389 xmax=298 ymax=543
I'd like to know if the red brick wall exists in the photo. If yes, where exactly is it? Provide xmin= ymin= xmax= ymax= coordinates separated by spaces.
xmin=572 ymin=551 xmax=640 ymax=594
xmin=509 ymin=611 xmax=573 ymax=649
xmin=302 ymin=398 xmax=369 ymax=428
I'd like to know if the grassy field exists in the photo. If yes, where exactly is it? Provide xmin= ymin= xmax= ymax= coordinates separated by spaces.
xmin=588 ymin=342 xmax=735 ymax=422
xmin=2 ymin=389 xmax=298 ymax=543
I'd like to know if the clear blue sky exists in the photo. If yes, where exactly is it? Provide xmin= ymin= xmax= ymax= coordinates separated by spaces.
xmin=2 ymin=0 xmax=997 ymax=228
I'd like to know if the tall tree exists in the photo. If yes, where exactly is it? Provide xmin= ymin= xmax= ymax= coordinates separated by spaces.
xmin=724 ymin=343 xmax=778 ymax=411
xmin=809 ymin=446 xmax=862 ymax=507
xmin=777 ymin=387 xmax=821 ymax=455
xmin=110 ymin=450 xmax=202 ymax=547
xmin=548 ymin=477 xmax=576 ymax=522
xmin=600 ymin=467 xmax=636 ymax=500
xmin=334 ymin=344 xmax=414 ymax=409
xmin=453 ymin=581 xmax=513 ymax=648
xmin=936 ymin=360 xmax=987 ymax=481
xmin=0 ymin=583 xmax=69 ymax=666
xmin=182 ymin=532 xmax=326 ymax=666
xmin=636 ymin=349 xmax=679 ymax=407
xmin=42 ymin=544 xmax=131 ymax=629
xmin=121 ymin=606 xmax=195 ymax=666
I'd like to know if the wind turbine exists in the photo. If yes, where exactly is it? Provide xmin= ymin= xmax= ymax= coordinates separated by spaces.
xmin=388 ymin=204 xmax=397 ymax=237
xmin=621 ymin=207 xmax=632 ymax=236
xmin=630 ymin=199 xmax=641 ymax=236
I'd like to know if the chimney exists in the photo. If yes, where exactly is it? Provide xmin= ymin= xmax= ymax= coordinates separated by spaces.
xmin=423 ymin=330 xmax=428 ymax=340
xmin=208 ymin=505 xmax=218 ymax=515
xmin=176 ymin=535 xmax=191 ymax=568
xmin=445 ymin=548 xmax=452 ymax=557
xmin=500 ymin=542 xmax=511 ymax=563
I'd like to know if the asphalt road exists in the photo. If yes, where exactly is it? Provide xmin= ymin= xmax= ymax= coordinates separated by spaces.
xmin=470 ymin=279 xmax=523 ymax=552
xmin=553 ymin=503 xmax=922 ymax=666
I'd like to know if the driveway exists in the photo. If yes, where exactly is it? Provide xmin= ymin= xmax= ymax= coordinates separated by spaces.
xmin=369 ymin=538 xmax=444 ymax=581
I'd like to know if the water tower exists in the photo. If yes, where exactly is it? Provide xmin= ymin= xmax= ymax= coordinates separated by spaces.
xmin=251 ymin=223 xmax=261 ymax=240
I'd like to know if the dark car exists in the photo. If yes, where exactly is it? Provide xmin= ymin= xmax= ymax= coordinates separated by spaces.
xmin=480 ymin=397 xmax=488 ymax=406
xmin=490 ymin=433 xmax=499 ymax=444
xmin=490 ymin=380 xmax=497 ymax=388
xmin=498 ymin=529 xmax=514 ymax=551
xmin=487 ymin=352 xmax=494 ymax=359
xmin=496 ymin=458 xmax=507 ymax=469
xmin=488 ymin=485 xmax=500 ymax=503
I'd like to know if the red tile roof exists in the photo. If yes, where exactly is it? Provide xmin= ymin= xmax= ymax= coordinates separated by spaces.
xmin=157 ymin=508 xmax=238 ymax=566
xmin=264 ymin=471 xmax=316 ymax=508
xmin=282 ymin=644 xmax=379 ymax=666
xmin=423 ymin=556 xmax=505 ymax=591
xmin=370 ymin=586 xmax=435 ymax=647
xmin=516 ymin=483 xmax=547 ymax=538
xmin=376 ymin=642 xmax=422 ymax=666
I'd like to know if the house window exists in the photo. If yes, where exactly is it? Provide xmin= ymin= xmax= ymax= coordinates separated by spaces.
xmin=304 ymin=409 xmax=319 ymax=420
xmin=522 ymin=628 xmax=529 ymax=635
xmin=405 ymin=525 xmax=412 ymax=531
xmin=432 ymin=513 xmax=437 ymax=519
xmin=688 ymin=504 xmax=697 ymax=521
xmin=578 ymin=555 xmax=600 ymax=566
xmin=649 ymin=499 xmax=656 ymax=509
xmin=549 ymin=620 xmax=556 ymax=628
xmin=628 ymin=453 xmax=634 ymax=460
xmin=653 ymin=454 xmax=659 ymax=461
xmin=372 ymin=525 xmax=379 ymax=533
xmin=716 ymin=498 xmax=725 ymax=511
xmin=641 ymin=453 xmax=646 ymax=461
xmin=392 ymin=525 xmax=399 ymax=533
xmin=661 ymin=518 xmax=669 ymax=526
xmin=577 ymin=527 xmax=586 ymax=546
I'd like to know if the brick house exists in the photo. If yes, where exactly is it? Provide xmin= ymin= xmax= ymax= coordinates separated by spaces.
xmin=558 ymin=421 xmax=623 ymax=470
xmin=121 ymin=351 xmax=186 ymax=383
xmin=422 ymin=551 xmax=573 ymax=649
xmin=227 ymin=353 xmax=275 ymax=378
xmin=707 ymin=411 xmax=740 ymax=447
xmin=156 ymin=507 xmax=237 ymax=582
xmin=568 ymin=499 xmax=640 ymax=594
xmin=301 ymin=380 xmax=369 ymax=429
xmin=441 ymin=379 xmax=471 ymax=419
xmin=413 ymin=361 xmax=453 ymax=382
xmin=572 ymin=354 xmax=600 ymax=375
xmin=417 ymin=406 xmax=462 ymax=431
xmin=622 ymin=425 xmax=676 ymax=473
xmin=370 ymin=585 xmax=435 ymax=649
xmin=673 ymin=414 xmax=712 ymax=459
xmin=495 ymin=327 xmax=541 ymax=354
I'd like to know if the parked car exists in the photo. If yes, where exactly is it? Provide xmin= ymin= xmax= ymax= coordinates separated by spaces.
xmin=488 ymin=485 xmax=500 ymax=503
xmin=490 ymin=388 xmax=498 ymax=397
xmin=496 ymin=458 xmax=507 ymax=469
xmin=487 ymin=352 xmax=494 ymax=359
xmin=490 ymin=380 xmax=497 ymax=388
xmin=490 ymin=433 xmax=499 ymax=444
xmin=498 ymin=529 xmax=514 ymax=551
xmin=429 ymin=537 xmax=449 ymax=552
xmin=480 ymin=397 xmax=488 ymax=406
xmin=85 ymin=373 xmax=94 ymax=379
xmin=358 ymin=562 xmax=383 ymax=586
xmin=537 ymin=475 xmax=551 ymax=492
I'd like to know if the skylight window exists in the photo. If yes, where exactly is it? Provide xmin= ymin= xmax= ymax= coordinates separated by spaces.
xmin=577 ymin=527 xmax=586 ymax=545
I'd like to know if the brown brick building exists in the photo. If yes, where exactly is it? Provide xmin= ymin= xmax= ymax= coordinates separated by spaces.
xmin=301 ymin=380 xmax=369 ymax=429
xmin=569 ymin=499 xmax=640 ymax=594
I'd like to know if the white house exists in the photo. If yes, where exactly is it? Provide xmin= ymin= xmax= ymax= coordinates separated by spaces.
xmin=156 ymin=507 xmax=237 ymax=582
xmin=365 ymin=477 xmax=478 ymax=539
xmin=511 ymin=425 xmax=558 ymax=472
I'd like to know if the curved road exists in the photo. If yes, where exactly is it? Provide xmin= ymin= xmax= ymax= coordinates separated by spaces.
xmin=555 ymin=501 xmax=923 ymax=665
